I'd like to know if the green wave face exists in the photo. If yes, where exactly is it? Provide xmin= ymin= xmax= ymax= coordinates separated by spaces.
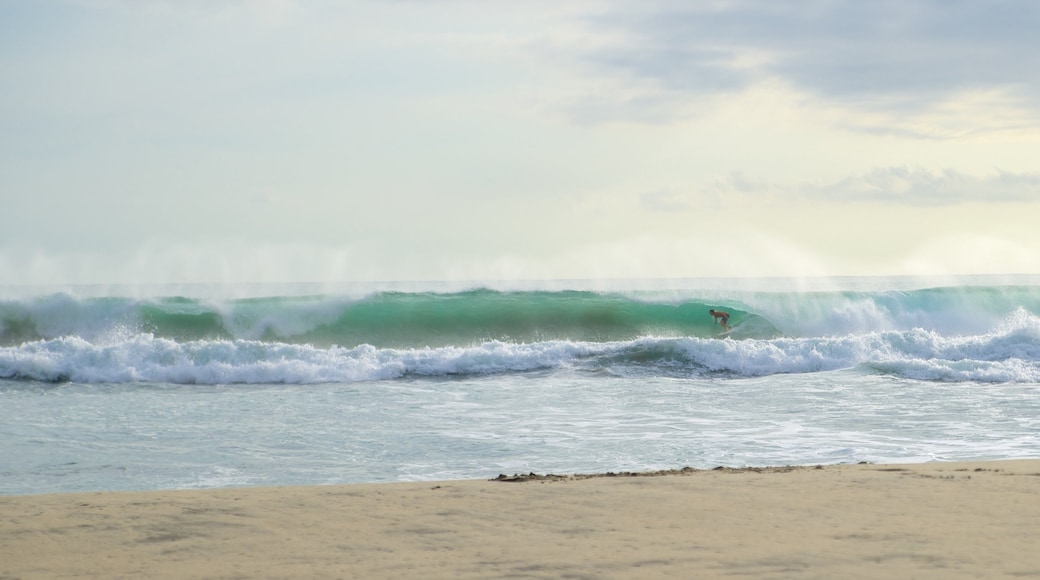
xmin=9 ymin=283 xmax=1039 ymax=348
xmin=139 ymin=300 xmax=232 ymax=341
xmin=303 ymin=290 xmax=760 ymax=346
xmin=0 ymin=290 xmax=764 ymax=347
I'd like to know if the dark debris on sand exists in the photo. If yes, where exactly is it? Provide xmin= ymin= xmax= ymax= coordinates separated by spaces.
xmin=491 ymin=465 xmax=812 ymax=483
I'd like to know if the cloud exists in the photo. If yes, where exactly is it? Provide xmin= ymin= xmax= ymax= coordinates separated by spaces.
xmin=571 ymin=0 xmax=1040 ymax=131
xmin=690 ymin=167 xmax=1040 ymax=207
xmin=819 ymin=167 xmax=1040 ymax=205
xmin=640 ymin=189 xmax=691 ymax=211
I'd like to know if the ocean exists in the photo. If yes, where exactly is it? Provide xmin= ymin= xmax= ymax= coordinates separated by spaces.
xmin=2 ymin=276 xmax=1040 ymax=495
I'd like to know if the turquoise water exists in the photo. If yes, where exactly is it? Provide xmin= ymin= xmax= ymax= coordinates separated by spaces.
xmin=2 ymin=277 xmax=1040 ymax=494
xmin=1 ymin=288 xmax=778 ymax=348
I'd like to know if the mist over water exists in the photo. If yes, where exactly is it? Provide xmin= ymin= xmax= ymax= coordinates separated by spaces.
xmin=8 ymin=232 xmax=1036 ymax=290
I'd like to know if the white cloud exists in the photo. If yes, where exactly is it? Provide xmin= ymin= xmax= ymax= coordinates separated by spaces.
xmin=566 ymin=0 xmax=1040 ymax=134
xmin=821 ymin=167 xmax=1040 ymax=205
xmin=640 ymin=190 xmax=690 ymax=211
xmin=691 ymin=167 xmax=1040 ymax=206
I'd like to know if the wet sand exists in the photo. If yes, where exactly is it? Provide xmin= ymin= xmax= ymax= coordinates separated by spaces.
xmin=2 ymin=460 xmax=1040 ymax=579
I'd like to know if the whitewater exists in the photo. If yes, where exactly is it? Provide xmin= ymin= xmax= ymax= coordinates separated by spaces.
xmin=2 ymin=276 xmax=1040 ymax=495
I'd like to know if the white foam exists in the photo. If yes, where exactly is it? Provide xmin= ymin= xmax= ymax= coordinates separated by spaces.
xmin=4 ymin=313 xmax=1040 ymax=384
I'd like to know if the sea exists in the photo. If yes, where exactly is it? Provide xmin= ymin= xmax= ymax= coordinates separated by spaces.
xmin=3 ymin=276 xmax=1040 ymax=495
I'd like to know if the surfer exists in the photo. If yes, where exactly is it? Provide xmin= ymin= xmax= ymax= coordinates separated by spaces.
xmin=709 ymin=309 xmax=730 ymax=331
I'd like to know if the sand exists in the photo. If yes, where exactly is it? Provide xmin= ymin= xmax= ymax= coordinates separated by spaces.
xmin=2 ymin=460 xmax=1040 ymax=579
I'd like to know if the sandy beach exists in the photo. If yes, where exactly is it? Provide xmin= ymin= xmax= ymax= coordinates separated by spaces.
xmin=2 ymin=460 xmax=1039 ymax=579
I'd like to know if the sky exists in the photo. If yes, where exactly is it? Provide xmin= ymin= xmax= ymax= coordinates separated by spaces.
xmin=3 ymin=0 xmax=1040 ymax=286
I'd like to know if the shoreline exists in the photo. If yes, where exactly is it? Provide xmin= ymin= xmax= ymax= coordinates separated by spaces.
xmin=3 ymin=459 xmax=1040 ymax=578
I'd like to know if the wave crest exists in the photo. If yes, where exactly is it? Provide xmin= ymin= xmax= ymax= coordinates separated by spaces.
xmin=3 ymin=316 xmax=1039 ymax=384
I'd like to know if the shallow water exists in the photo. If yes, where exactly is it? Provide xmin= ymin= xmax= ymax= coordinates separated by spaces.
xmin=3 ymin=368 xmax=1038 ymax=495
